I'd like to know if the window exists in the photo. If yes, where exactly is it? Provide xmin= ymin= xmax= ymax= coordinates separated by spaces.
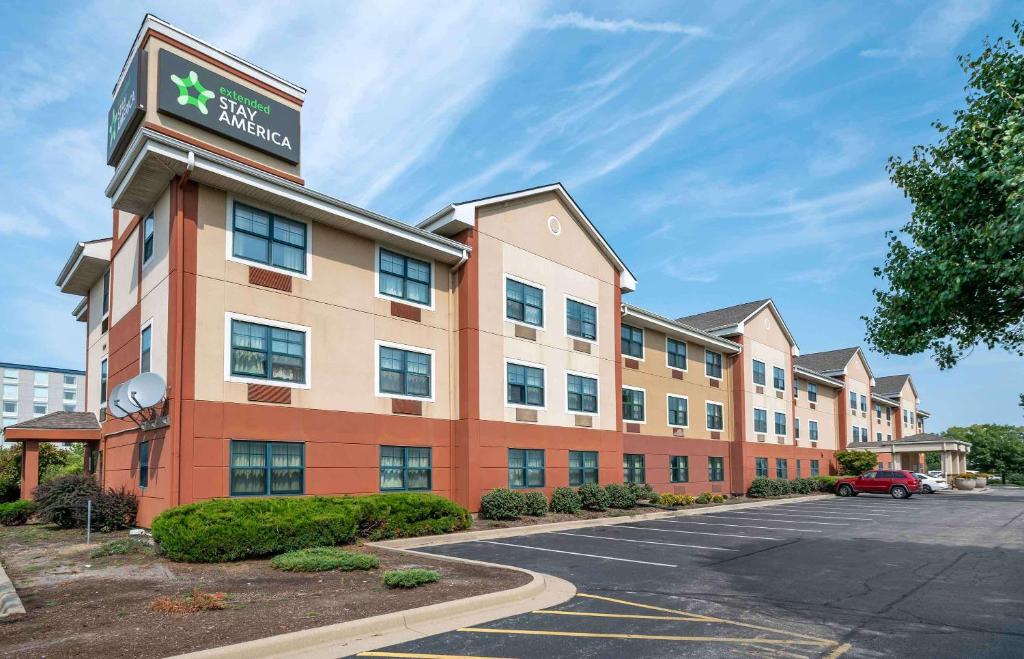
xmin=140 ymin=324 xmax=152 ymax=374
xmin=774 ymin=412 xmax=786 ymax=435
xmin=755 ymin=457 xmax=769 ymax=478
xmin=752 ymin=360 xmax=766 ymax=385
xmin=793 ymin=379 xmax=799 ymax=398
xmin=101 ymin=270 xmax=110 ymax=317
xmin=100 ymin=358 xmax=108 ymax=405
xmin=379 ymin=345 xmax=432 ymax=398
xmin=667 ymin=395 xmax=688 ymax=427
xmin=776 ymin=458 xmax=788 ymax=479
xmin=753 ymin=408 xmax=768 ymax=433
xmin=138 ymin=440 xmax=150 ymax=488
xmin=569 ymin=450 xmax=598 ymax=486
xmin=33 ymin=403 xmax=46 ymax=417
xmin=852 ymin=426 xmax=860 ymax=442
xmin=886 ymin=407 xmax=892 ymax=421
xmin=795 ymin=417 xmax=800 ymax=439
xmin=2 ymin=385 xmax=16 ymax=400
xmin=623 ymin=454 xmax=645 ymax=484
xmin=232 ymin=202 xmax=307 ymax=274
xmin=874 ymin=403 xmax=882 ymax=420
xmin=708 ymin=456 xmax=725 ymax=482
xmin=666 ymin=338 xmax=687 ymax=369
xmin=850 ymin=391 xmax=857 ymax=409
xmin=63 ymin=389 xmax=76 ymax=402
xmin=567 ymin=374 xmax=598 ymax=414
xmin=621 ymin=324 xmax=644 ymax=358
xmin=810 ymin=460 xmax=820 ymax=477
xmin=2 ymin=369 xmax=16 ymax=383
xmin=706 ymin=402 xmax=724 ymax=430
xmin=508 ymin=449 xmax=544 ymax=488
xmin=230 ymin=319 xmax=306 ymax=384
xmin=34 ymin=372 xmax=48 ymax=386
xmin=903 ymin=409 xmax=909 ymax=423
xmin=230 ymin=441 xmax=304 ymax=496
xmin=809 ymin=420 xmax=819 ymax=441
xmin=63 ymin=403 xmax=76 ymax=412
xmin=33 ymin=386 xmax=47 ymax=402
xmin=566 ymin=298 xmax=596 ymax=340
xmin=860 ymin=395 xmax=867 ymax=412
xmin=142 ymin=212 xmax=155 ymax=264
xmin=796 ymin=459 xmax=802 ymax=477
xmin=506 ymin=278 xmax=543 ymax=327
xmin=63 ymin=374 xmax=76 ymax=387
xmin=876 ymin=431 xmax=882 ymax=441
xmin=670 ymin=456 xmax=689 ymax=483
xmin=380 ymin=446 xmax=431 ymax=491
xmin=507 ymin=363 xmax=544 ymax=407
xmin=773 ymin=366 xmax=785 ymax=391
xmin=622 ymin=387 xmax=645 ymax=422
xmin=887 ymin=434 xmax=892 ymax=442
xmin=863 ymin=426 xmax=869 ymax=440
xmin=3 ymin=401 xmax=16 ymax=415
xmin=705 ymin=350 xmax=723 ymax=379
xmin=379 ymin=247 xmax=431 ymax=305
xmin=807 ymin=382 xmax=818 ymax=402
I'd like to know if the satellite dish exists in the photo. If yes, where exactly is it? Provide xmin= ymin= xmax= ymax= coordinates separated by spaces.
xmin=108 ymin=382 xmax=130 ymax=418
xmin=127 ymin=372 xmax=166 ymax=409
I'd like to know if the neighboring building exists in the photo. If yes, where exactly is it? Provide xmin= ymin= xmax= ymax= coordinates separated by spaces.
xmin=1 ymin=363 xmax=85 ymax=444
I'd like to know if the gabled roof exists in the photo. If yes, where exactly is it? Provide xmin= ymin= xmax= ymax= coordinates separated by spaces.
xmin=418 ymin=182 xmax=637 ymax=292
xmin=56 ymin=237 xmax=112 ymax=296
xmin=676 ymin=299 xmax=797 ymax=349
xmin=621 ymin=304 xmax=741 ymax=353
xmin=794 ymin=347 xmax=874 ymax=379
xmin=874 ymin=374 xmax=918 ymax=400
xmin=793 ymin=364 xmax=844 ymax=389
xmin=7 ymin=411 xmax=99 ymax=431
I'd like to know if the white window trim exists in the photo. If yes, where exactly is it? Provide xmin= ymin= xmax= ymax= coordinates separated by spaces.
xmin=563 ymin=293 xmax=597 ymax=345
xmin=809 ymin=420 xmax=819 ymax=441
xmin=100 ymin=356 xmax=109 ymax=410
xmin=101 ymin=270 xmax=111 ymax=322
xmin=504 ymin=358 xmax=547 ymax=410
xmin=664 ymin=336 xmax=688 ymax=372
xmin=753 ymin=406 xmax=769 ymax=433
xmin=375 ymin=243 xmax=436 ymax=311
xmin=772 ymin=364 xmax=786 ymax=391
xmin=751 ymin=359 xmax=766 ymax=386
xmin=706 ymin=400 xmax=725 ymax=431
xmin=704 ymin=349 xmax=724 ymax=381
xmin=666 ymin=393 xmax=689 ymax=429
xmin=2 ymin=400 xmax=17 ymax=417
xmin=564 ymin=369 xmax=600 ymax=417
xmin=223 ymin=312 xmax=312 ymax=390
xmin=139 ymin=318 xmax=154 ymax=374
xmin=374 ymin=339 xmax=437 ymax=403
xmin=141 ymin=211 xmax=156 ymax=270
xmin=501 ymin=273 xmax=545 ymax=330
xmin=621 ymin=323 xmax=646 ymax=361
xmin=622 ymin=384 xmax=646 ymax=424
xmin=224 ymin=193 xmax=314 ymax=281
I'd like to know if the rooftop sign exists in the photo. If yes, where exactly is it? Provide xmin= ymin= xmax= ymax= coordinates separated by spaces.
xmin=156 ymin=49 xmax=300 ymax=165
xmin=106 ymin=50 xmax=147 ymax=166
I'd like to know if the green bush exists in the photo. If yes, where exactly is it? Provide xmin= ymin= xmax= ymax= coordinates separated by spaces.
xmin=791 ymin=478 xmax=814 ymax=494
xmin=93 ymin=486 xmax=138 ymax=532
xmin=604 ymin=483 xmax=637 ymax=509
xmin=836 ymin=450 xmax=878 ymax=476
xmin=479 ymin=489 xmax=527 ymax=520
xmin=270 ymin=547 xmax=379 ymax=572
xmin=0 ymin=499 xmax=35 ymax=526
xmin=382 ymin=568 xmax=440 ymax=588
xmin=711 ymin=494 xmax=727 ymax=503
xmin=34 ymin=473 xmax=101 ymax=528
xmin=521 ymin=491 xmax=548 ymax=517
xmin=626 ymin=482 xmax=656 ymax=501
xmin=90 ymin=537 xmax=151 ymax=558
xmin=357 ymin=492 xmax=472 ymax=540
xmin=548 ymin=487 xmax=582 ymax=514
xmin=811 ymin=476 xmax=838 ymax=492
xmin=695 ymin=492 xmax=713 ymax=504
xmin=577 ymin=483 xmax=609 ymax=511
xmin=656 ymin=493 xmax=695 ymax=506
xmin=748 ymin=477 xmax=775 ymax=498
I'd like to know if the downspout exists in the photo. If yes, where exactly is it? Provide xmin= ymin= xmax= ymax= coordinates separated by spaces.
xmin=448 ymin=247 xmax=469 ymax=500
xmin=169 ymin=151 xmax=195 ymax=509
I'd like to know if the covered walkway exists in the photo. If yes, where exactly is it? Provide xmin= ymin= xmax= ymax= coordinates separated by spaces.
xmin=846 ymin=433 xmax=970 ymax=476
xmin=3 ymin=411 xmax=101 ymax=497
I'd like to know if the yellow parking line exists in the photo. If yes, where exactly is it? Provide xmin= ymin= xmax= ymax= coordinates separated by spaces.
xmin=532 ymin=609 xmax=703 ymax=622
xmin=823 ymin=642 xmax=853 ymax=658
xmin=358 ymin=652 xmax=513 ymax=659
xmin=457 ymin=627 xmax=833 ymax=646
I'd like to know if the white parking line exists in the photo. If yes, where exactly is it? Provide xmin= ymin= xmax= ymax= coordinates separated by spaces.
xmin=698 ymin=514 xmax=849 ymax=526
xmin=798 ymin=505 xmax=899 ymax=514
xmin=477 ymin=540 xmax=678 ymax=567
xmin=553 ymin=532 xmax=737 ymax=552
xmin=726 ymin=510 xmax=877 ymax=521
xmin=660 ymin=520 xmax=823 ymax=533
xmin=617 ymin=524 xmax=782 ymax=541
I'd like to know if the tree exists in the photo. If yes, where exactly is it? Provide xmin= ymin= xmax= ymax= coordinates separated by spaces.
xmin=945 ymin=424 xmax=1024 ymax=481
xmin=0 ymin=443 xmax=83 ymax=502
xmin=865 ymin=22 xmax=1024 ymax=369
xmin=835 ymin=450 xmax=879 ymax=476
xmin=925 ymin=453 xmax=942 ymax=471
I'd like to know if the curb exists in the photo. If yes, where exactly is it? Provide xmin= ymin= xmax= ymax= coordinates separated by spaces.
xmin=0 ymin=560 xmax=26 ymax=618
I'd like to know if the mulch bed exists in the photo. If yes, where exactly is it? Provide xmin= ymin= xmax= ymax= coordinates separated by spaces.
xmin=0 ymin=525 xmax=529 ymax=659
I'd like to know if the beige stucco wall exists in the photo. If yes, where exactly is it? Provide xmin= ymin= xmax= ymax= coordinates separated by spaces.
xmin=474 ymin=193 xmax=618 ymax=430
xmin=741 ymin=306 xmax=793 ymax=443
xmin=870 ymin=398 xmax=898 ymax=442
xmin=793 ymin=378 xmax=839 ymax=450
xmin=898 ymin=380 xmax=919 ymax=436
xmin=845 ymin=354 xmax=872 ymax=441
xmin=110 ymin=225 xmax=140 ymax=326
xmin=138 ymin=187 xmax=171 ymax=380
xmin=85 ymin=277 xmax=108 ymax=415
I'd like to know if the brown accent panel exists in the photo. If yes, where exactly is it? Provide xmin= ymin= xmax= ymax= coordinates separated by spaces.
xmin=574 ymin=415 xmax=593 ymax=428
xmin=390 ymin=301 xmax=421 ymax=322
xmin=672 ymin=428 xmax=685 ymax=438
xmin=626 ymin=423 xmax=641 ymax=433
xmin=514 ymin=324 xmax=537 ymax=341
xmin=515 ymin=408 xmax=538 ymax=423
xmin=624 ymin=358 xmax=639 ymax=370
xmin=391 ymin=399 xmax=423 ymax=416
xmin=810 ymin=402 xmax=816 ymax=410
xmin=111 ymin=213 xmax=142 ymax=257
xmin=572 ymin=339 xmax=591 ymax=354
xmin=671 ymin=369 xmax=684 ymax=380
xmin=249 ymin=266 xmax=292 ymax=292
xmin=247 ymin=384 xmax=291 ymax=404
xmin=711 ymin=431 xmax=722 ymax=440
xmin=709 ymin=378 xmax=720 ymax=388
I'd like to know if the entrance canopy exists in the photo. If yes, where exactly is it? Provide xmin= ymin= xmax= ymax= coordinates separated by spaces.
xmin=3 ymin=411 xmax=100 ymax=498
xmin=847 ymin=433 xmax=970 ymax=476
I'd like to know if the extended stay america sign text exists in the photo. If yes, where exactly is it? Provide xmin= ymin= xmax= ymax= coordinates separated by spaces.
xmin=156 ymin=49 xmax=301 ymax=165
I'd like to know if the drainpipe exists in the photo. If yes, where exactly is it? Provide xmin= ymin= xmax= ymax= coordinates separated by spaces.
xmin=448 ymin=247 xmax=469 ymax=498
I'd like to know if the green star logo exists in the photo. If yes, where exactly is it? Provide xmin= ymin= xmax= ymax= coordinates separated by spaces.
xmin=170 ymin=70 xmax=216 ymax=115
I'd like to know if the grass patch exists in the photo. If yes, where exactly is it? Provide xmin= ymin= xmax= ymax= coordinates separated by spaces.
xmin=270 ymin=547 xmax=380 ymax=572
xmin=382 ymin=568 xmax=440 ymax=589
xmin=149 ymin=589 xmax=228 ymax=614
xmin=90 ymin=537 xmax=152 ymax=558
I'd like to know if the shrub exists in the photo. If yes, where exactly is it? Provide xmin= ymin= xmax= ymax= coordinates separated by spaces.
xmin=812 ymin=476 xmax=838 ymax=492
xmin=695 ymin=492 xmax=713 ymax=504
xmin=711 ymin=494 xmax=727 ymax=503
xmin=521 ymin=491 xmax=548 ymax=517
xmin=626 ymin=482 xmax=656 ymax=501
xmin=93 ymin=486 xmax=138 ymax=532
xmin=604 ymin=483 xmax=637 ymax=509
xmin=577 ymin=483 xmax=609 ymax=511
xmin=836 ymin=450 xmax=879 ymax=476
xmin=479 ymin=489 xmax=527 ymax=520
xmin=549 ymin=487 xmax=582 ymax=514
xmin=748 ymin=477 xmax=774 ymax=498
xmin=33 ymin=473 xmax=101 ymax=528
xmin=657 ymin=493 xmax=695 ymax=507
xmin=0 ymin=499 xmax=35 ymax=526
xmin=382 ymin=568 xmax=440 ymax=588
xmin=270 ymin=547 xmax=379 ymax=572
xmin=90 ymin=537 xmax=151 ymax=558
xmin=791 ymin=478 xmax=814 ymax=495
xmin=359 ymin=492 xmax=472 ymax=540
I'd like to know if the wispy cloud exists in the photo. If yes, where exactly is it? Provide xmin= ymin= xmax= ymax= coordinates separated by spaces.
xmin=541 ymin=12 xmax=709 ymax=37
xmin=0 ymin=212 xmax=49 ymax=238
xmin=860 ymin=0 xmax=996 ymax=59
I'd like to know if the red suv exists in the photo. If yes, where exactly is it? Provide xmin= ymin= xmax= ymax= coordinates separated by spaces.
xmin=835 ymin=470 xmax=921 ymax=499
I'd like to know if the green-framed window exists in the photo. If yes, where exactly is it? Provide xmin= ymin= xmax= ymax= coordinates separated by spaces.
xmin=773 ymin=366 xmax=785 ymax=390
xmin=230 ymin=319 xmax=306 ymax=384
xmin=566 ymin=299 xmax=596 ymax=340
xmin=622 ymin=387 xmax=645 ymax=422
xmin=624 ymin=453 xmax=645 ymax=484
xmin=776 ymin=458 xmax=788 ymax=480
xmin=809 ymin=420 xmax=819 ymax=441
xmin=380 ymin=248 xmax=432 ymax=306
xmin=380 ymin=446 xmax=431 ymax=491
xmin=774 ymin=412 xmax=787 ymax=435
xmin=706 ymin=402 xmax=724 ymax=430
xmin=754 ymin=408 xmax=768 ymax=433
xmin=752 ymin=360 xmax=766 ymax=385
xmin=810 ymin=459 xmax=820 ymax=477
xmin=670 ymin=456 xmax=689 ymax=483
xmin=138 ymin=440 xmax=150 ymax=488
xmin=708 ymin=456 xmax=725 ymax=482
xmin=507 ymin=363 xmax=544 ymax=407
xmin=379 ymin=345 xmax=431 ymax=398
xmin=621 ymin=324 xmax=644 ymax=358
xmin=705 ymin=350 xmax=723 ymax=379
xmin=807 ymin=382 xmax=818 ymax=402
xmin=755 ymin=457 xmax=769 ymax=478
xmin=142 ymin=213 xmax=155 ymax=263
xmin=140 ymin=325 xmax=152 ymax=374
xmin=508 ymin=449 xmax=544 ymax=488
xmin=230 ymin=440 xmax=304 ymax=496
xmin=506 ymin=278 xmax=543 ymax=326
xmin=667 ymin=338 xmax=687 ymax=369
xmin=795 ymin=417 xmax=800 ymax=439
xmin=796 ymin=459 xmax=802 ymax=477
xmin=569 ymin=450 xmax=598 ymax=486
xmin=567 ymin=374 xmax=598 ymax=414
xmin=668 ymin=395 xmax=688 ymax=427
xmin=232 ymin=202 xmax=307 ymax=273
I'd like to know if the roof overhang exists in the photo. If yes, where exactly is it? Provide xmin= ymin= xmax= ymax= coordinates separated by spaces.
xmin=871 ymin=393 xmax=899 ymax=407
xmin=73 ymin=297 xmax=88 ymax=322
xmin=849 ymin=437 xmax=969 ymax=454
xmin=621 ymin=304 xmax=740 ymax=354
xmin=419 ymin=183 xmax=637 ymax=292
xmin=793 ymin=365 xmax=844 ymax=389
xmin=106 ymin=128 xmax=470 ymax=265
xmin=702 ymin=300 xmax=799 ymax=356
xmin=2 ymin=427 xmax=101 ymax=443
xmin=56 ymin=239 xmax=112 ymax=295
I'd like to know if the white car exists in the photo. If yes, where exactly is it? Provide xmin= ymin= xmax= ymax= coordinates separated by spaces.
xmin=914 ymin=472 xmax=949 ymax=494
xmin=927 ymin=470 xmax=944 ymax=478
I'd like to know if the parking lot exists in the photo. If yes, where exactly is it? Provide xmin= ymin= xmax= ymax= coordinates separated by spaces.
xmin=355 ymin=488 xmax=1024 ymax=658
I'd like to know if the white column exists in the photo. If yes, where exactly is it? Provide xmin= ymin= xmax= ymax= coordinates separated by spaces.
xmin=942 ymin=451 xmax=953 ymax=477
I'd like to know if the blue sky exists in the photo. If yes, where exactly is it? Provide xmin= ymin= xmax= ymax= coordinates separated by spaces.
xmin=1 ymin=1 xmax=1021 ymax=431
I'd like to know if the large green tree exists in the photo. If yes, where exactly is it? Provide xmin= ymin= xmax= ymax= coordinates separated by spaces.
xmin=945 ymin=424 xmax=1024 ymax=481
xmin=865 ymin=22 xmax=1024 ymax=369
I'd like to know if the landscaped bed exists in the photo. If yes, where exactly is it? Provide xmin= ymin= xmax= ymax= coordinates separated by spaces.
xmin=0 ymin=524 xmax=529 ymax=659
